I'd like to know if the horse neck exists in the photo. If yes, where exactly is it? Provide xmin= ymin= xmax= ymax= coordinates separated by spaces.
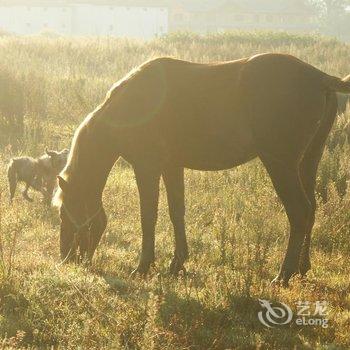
xmin=70 ymin=119 xmax=119 ymax=202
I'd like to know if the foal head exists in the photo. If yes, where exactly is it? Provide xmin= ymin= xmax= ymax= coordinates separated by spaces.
xmin=54 ymin=175 xmax=107 ymax=264
xmin=46 ymin=148 xmax=69 ymax=173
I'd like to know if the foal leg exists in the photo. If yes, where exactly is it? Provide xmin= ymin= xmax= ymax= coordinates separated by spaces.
xmin=163 ymin=167 xmax=188 ymax=275
xmin=22 ymin=183 xmax=34 ymax=202
xmin=43 ymin=178 xmax=55 ymax=205
xmin=261 ymin=157 xmax=312 ymax=286
xmin=131 ymin=165 xmax=161 ymax=276
xmin=8 ymin=178 xmax=17 ymax=204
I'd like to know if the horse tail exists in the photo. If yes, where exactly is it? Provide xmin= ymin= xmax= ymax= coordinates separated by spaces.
xmin=325 ymin=74 xmax=350 ymax=94
xmin=7 ymin=159 xmax=18 ymax=203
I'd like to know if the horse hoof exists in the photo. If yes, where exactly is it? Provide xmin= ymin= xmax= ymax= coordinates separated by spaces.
xmin=271 ymin=274 xmax=289 ymax=288
xmin=299 ymin=263 xmax=311 ymax=277
xmin=169 ymin=259 xmax=186 ymax=277
xmin=271 ymin=275 xmax=282 ymax=286
xmin=130 ymin=263 xmax=153 ymax=278
xmin=130 ymin=268 xmax=147 ymax=279
xmin=130 ymin=269 xmax=146 ymax=279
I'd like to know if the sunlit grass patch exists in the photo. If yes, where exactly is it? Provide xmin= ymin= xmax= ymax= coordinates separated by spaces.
xmin=0 ymin=32 xmax=349 ymax=349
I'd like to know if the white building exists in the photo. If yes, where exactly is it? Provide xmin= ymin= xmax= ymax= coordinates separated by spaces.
xmin=0 ymin=2 xmax=168 ymax=39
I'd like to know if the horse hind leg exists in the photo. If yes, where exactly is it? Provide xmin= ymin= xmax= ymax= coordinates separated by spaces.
xmin=260 ymin=155 xmax=313 ymax=286
xmin=299 ymin=92 xmax=338 ymax=276
xmin=298 ymin=162 xmax=317 ymax=277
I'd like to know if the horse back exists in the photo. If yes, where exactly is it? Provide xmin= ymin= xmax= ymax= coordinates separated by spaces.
xmin=98 ymin=54 xmax=335 ymax=169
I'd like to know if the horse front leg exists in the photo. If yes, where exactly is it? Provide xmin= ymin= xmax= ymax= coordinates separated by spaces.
xmin=163 ymin=167 xmax=188 ymax=275
xmin=131 ymin=164 xmax=161 ymax=277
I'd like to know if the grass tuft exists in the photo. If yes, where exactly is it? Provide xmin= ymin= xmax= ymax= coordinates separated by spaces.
xmin=0 ymin=32 xmax=350 ymax=349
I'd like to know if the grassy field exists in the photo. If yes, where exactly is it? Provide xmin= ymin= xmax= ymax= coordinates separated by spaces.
xmin=0 ymin=32 xmax=350 ymax=349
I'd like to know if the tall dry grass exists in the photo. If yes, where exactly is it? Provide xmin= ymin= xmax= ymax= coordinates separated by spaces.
xmin=0 ymin=32 xmax=349 ymax=349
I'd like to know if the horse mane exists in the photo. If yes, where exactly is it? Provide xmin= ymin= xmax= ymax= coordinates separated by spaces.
xmin=52 ymin=138 xmax=79 ymax=208
xmin=52 ymin=58 xmax=166 ymax=209
xmin=105 ymin=58 xmax=156 ymax=100
xmin=52 ymin=105 xmax=98 ymax=208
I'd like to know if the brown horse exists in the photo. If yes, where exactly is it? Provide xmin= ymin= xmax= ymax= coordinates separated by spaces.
xmin=54 ymin=53 xmax=350 ymax=285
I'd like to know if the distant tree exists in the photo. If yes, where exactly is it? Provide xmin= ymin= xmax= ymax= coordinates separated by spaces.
xmin=322 ymin=0 xmax=349 ymax=12
xmin=308 ymin=0 xmax=350 ymax=40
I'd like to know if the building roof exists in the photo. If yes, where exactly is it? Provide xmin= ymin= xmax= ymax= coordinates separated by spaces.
xmin=241 ymin=0 xmax=316 ymax=14
xmin=0 ymin=0 xmax=318 ymax=14
xmin=178 ymin=0 xmax=317 ymax=15
xmin=175 ymin=0 xmax=226 ymax=13
xmin=0 ymin=0 xmax=168 ymax=7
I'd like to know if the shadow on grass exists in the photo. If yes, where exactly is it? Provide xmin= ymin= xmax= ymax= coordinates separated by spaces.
xmin=157 ymin=292 xmax=328 ymax=350
xmin=95 ymin=267 xmax=327 ymax=349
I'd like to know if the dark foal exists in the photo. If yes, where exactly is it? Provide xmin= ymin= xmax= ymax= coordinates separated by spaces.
xmin=8 ymin=148 xmax=69 ymax=204
xmin=54 ymin=53 xmax=350 ymax=286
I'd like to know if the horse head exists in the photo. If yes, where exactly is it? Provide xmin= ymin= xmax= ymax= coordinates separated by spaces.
xmin=55 ymin=175 xmax=107 ymax=264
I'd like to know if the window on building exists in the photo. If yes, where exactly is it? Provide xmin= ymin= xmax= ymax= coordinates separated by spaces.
xmin=27 ymin=7 xmax=31 ymax=11
xmin=254 ymin=14 xmax=260 ymax=22
xmin=174 ymin=13 xmax=184 ymax=22
xmin=43 ymin=7 xmax=48 ymax=12
xmin=290 ymin=15 xmax=298 ymax=23
xmin=143 ymin=8 xmax=148 ymax=11
xmin=26 ymin=23 xmax=31 ymax=27
xmin=267 ymin=14 xmax=274 ymax=23
xmin=109 ymin=25 xmax=114 ymax=31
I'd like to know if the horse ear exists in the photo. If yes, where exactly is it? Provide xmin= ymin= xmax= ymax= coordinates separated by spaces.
xmin=57 ymin=176 xmax=69 ymax=192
